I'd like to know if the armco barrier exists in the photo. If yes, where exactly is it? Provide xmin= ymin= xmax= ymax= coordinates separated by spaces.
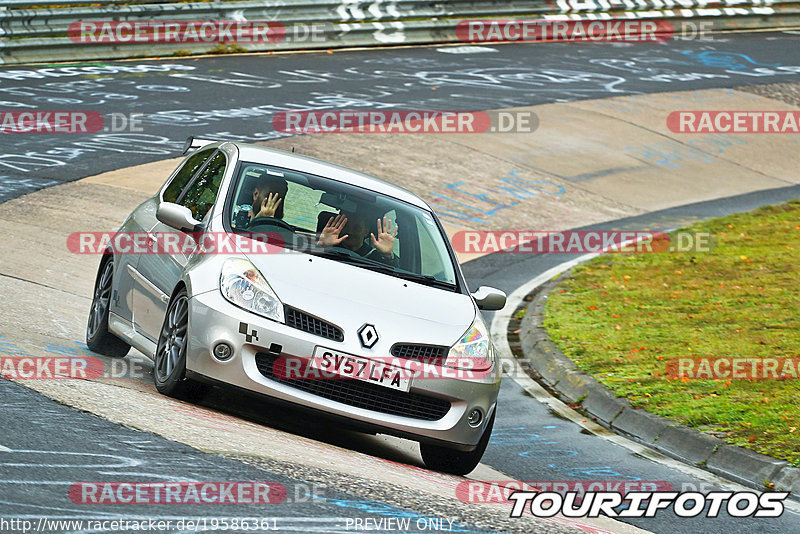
xmin=1 ymin=0 xmax=799 ymax=64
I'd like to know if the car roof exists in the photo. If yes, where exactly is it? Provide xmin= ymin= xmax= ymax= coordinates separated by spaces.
xmin=233 ymin=143 xmax=430 ymax=210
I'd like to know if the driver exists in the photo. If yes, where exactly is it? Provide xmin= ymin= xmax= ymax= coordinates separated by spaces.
xmin=317 ymin=212 xmax=399 ymax=266
xmin=247 ymin=175 xmax=288 ymax=226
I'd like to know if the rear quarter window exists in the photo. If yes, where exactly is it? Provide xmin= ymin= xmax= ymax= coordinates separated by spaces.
xmin=162 ymin=147 xmax=215 ymax=203
xmin=178 ymin=152 xmax=227 ymax=220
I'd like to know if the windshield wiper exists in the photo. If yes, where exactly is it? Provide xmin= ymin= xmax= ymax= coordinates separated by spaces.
xmin=308 ymin=247 xmax=375 ymax=263
xmin=310 ymin=248 xmax=457 ymax=290
xmin=392 ymin=272 xmax=457 ymax=290
xmin=308 ymin=248 xmax=396 ymax=271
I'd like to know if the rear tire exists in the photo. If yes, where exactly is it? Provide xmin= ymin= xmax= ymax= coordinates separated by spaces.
xmin=154 ymin=288 xmax=209 ymax=401
xmin=420 ymin=410 xmax=495 ymax=476
xmin=86 ymin=256 xmax=130 ymax=358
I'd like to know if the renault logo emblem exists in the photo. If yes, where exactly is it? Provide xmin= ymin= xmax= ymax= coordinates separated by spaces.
xmin=358 ymin=324 xmax=378 ymax=348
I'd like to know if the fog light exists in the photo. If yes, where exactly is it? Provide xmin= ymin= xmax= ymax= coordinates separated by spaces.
xmin=213 ymin=343 xmax=233 ymax=361
xmin=468 ymin=409 xmax=483 ymax=427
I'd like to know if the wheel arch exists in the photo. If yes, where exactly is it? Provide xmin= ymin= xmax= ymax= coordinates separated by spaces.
xmin=92 ymin=249 xmax=115 ymax=286
xmin=170 ymin=280 xmax=188 ymax=302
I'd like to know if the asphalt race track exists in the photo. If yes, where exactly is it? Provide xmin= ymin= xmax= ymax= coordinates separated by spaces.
xmin=1 ymin=31 xmax=800 ymax=534
xmin=2 ymin=32 xmax=800 ymax=200
xmin=0 ymin=378 xmax=484 ymax=533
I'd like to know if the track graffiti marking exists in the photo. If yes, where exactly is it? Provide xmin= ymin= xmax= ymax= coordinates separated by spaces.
xmin=431 ymin=170 xmax=566 ymax=224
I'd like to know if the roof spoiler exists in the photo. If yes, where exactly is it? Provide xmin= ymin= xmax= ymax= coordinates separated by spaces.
xmin=182 ymin=136 xmax=217 ymax=155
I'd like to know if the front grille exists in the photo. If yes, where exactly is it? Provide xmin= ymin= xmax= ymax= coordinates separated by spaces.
xmin=254 ymin=352 xmax=451 ymax=421
xmin=391 ymin=343 xmax=448 ymax=362
xmin=284 ymin=306 xmax=343 ymax=342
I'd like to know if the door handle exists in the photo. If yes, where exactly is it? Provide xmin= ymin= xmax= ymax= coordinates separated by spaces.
xmin=147 ymin=233 xmax=159 ymax=253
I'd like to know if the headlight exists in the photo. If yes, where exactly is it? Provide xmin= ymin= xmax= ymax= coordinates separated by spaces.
xmin=444 ymin=317 xmax=494 ymax=372
xmin=220 ymin=257 xmax=284 ymax=323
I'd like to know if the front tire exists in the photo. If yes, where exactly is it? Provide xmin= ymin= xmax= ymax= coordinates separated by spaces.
xmin=154 ymin=288 xmax=208 ymax=401
xmin=420 ymin=410 xmax=495 ymax=476
xmin=86 ymin=256 xmax=130 ymax=358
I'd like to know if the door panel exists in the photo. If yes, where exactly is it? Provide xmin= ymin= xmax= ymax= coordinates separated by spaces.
xmin=133 ymin=221 xmax=194 ymax=341
xmin=110 ymin=197 xmax=159 ymax=326
xmin=133 ymin=150 xmax=227 ymax=341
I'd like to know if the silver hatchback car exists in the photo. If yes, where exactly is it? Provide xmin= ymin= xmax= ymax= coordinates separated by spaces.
xmin=86 ymin=138 xmax=506 ymax=475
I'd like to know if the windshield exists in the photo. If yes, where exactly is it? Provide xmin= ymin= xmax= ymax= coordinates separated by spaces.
xmin=226 ymin=161 xmax=458 ymax=289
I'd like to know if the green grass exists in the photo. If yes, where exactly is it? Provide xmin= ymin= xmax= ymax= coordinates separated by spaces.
xmin=544 ymin=199 xmax=800 ymax=465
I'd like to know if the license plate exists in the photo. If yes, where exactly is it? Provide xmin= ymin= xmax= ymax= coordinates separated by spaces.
xmin=309 ymin=347 xmax=411 ymax=392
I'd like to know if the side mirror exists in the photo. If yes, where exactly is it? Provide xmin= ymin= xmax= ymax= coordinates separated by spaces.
xmin=156 ymin=202 xmax=201 ymax=232
xmin=472 ymin=286 xmax=507 ymax=311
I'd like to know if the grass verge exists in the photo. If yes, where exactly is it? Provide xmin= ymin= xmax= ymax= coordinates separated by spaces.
xmin=544 ymin=199 xmax=800 ymax=466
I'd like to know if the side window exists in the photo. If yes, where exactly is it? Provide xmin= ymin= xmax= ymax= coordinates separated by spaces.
xmin=162 ymin=148 xmax=215 ymax=203
xmin=178 ymin=152 xmax=227 ymax=221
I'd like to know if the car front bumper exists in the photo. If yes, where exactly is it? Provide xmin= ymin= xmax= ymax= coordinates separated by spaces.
xmin=186 ymin=290 xmax=501 ymax=450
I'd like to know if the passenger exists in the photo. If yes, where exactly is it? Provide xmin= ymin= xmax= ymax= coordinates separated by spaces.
xmin=318 ymin=212 xmax=399 ymax=265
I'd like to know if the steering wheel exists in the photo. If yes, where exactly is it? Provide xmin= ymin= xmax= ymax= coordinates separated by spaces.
xmin=247 ymin=216 xmax=294 ymax=232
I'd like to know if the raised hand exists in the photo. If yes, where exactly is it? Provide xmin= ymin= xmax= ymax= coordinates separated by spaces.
xmin=254 ymin=192 xmax=282 ymax=219
xmin=370 ymin=216 xmax=397 ymax=255
xmin=317 ymin=214 xmax=349 ymax=246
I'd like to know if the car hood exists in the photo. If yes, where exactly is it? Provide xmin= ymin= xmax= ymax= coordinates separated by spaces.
xmin=244 ymin=250 xmax=476 ymax=352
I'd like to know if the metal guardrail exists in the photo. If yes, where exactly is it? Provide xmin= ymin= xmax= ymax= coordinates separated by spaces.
xmin=1 ymin=0 xmax=799 ymax=64
xmin=1 ymin=0 xmax=161 ymax=5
